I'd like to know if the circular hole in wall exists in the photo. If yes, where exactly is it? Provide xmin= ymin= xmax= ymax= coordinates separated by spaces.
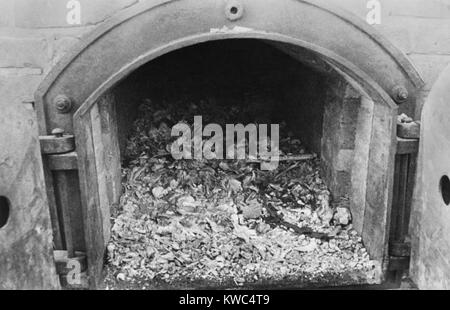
xmin=440 ymin=175 xmax=450 ymax=206
xmin=230 ymin=6 xmax=239 ymax=15
xmin=0 ymin=196 xmax=11 ymax=229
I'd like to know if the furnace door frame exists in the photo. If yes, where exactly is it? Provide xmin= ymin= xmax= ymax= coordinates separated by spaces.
xmin=72 ymin=33 xmax=405 ymax=287
xmin=34 ymin=0 xmax=425 ymax=287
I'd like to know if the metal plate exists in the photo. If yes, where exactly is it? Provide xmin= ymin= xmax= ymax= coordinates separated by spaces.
xmin=410 ymin=64 xmax=450 ymax=289
xmin=0 ymin=92 xmax=60 ymax=289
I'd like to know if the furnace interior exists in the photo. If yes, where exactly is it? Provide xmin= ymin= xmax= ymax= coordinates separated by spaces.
xmin=96 ymin=39 xmax=380 ymax=287
xmin=105 ymin=39 xmax=373 ymax=232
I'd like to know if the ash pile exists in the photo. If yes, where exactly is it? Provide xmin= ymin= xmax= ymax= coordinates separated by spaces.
xmin=105 ymin=98 xmax=379 ymax=289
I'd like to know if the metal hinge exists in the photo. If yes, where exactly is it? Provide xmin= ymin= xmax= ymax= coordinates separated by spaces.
xmin=388 ymin=242 xmax=411 ymax=272
xmin=40 ymin=128 xmax=78 ymax=171
xmin=40 ymin=128 xmax=75 ymax=155
xmin=46 ymin=152 xmax=78 ymax=170
xmin=388 ymin=256 xmax=410 ymax=272
xmin=396 ymin=138 xmax=419 ymax=155
xmin=390 ymin=241 xmax=411 ymax=257
xmin=390 ymin=119 xmax=417 ymax=275
xmin=397 ymin=121 xmax=420 ymax=140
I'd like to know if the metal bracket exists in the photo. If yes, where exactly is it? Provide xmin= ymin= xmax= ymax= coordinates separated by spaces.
xmin=47 ymin=152 xmax=78 ymax=171
xmin=390 ymin=241 xmax=411 ymax=257
xmin=397 ymin=122 xmax=420 ymax=140
xmin=389 ymin=136 xmax=417 ymax=275
xmin=40 ymin=128 xmax=75 ymax=155
xmin=388 ymin=256 xmax=410 ymax=271
xmin=396 ymin=137 xmax=419 ymax=155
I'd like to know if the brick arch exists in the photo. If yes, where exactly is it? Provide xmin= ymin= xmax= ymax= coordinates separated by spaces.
xmin=34 ymin=0 xmax=425 ymax=287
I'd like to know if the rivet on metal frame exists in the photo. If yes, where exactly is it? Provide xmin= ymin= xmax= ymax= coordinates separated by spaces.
xmin=53 ymin=95 xmax=73 ymax=113
xmin=392 ymin=86 xmax=409 ymax=104
xmin=225 ymin=0 xmax=244 ymax=21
